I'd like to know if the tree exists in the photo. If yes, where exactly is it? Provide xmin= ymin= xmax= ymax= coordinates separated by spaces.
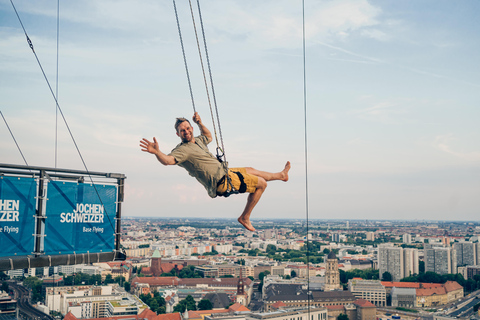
xmin=419 ymin=261 xmax=425 ymax=273
xmin=381 ymin=272 xmax=393 ymax=281
xmin=338 ymin=314 xmax=349 ymax=320
xmin=198 ymin=299 xmax=213 ymax=310
xmin=1 ymin=282 xmax=9 ymax=293
xmin=473 ymin=303 xmax=480 ymax=312
xmin=105 ymin=274 xmax=114 ymax=284
xmin=174 ymin=295 xmax=197 ymax=312
xmin=291 ymin=270 xmax=297 ymax=278
xmin=114 ymin=276 xmax=126 ymax=285
xmin=23 ymin=276 xmax=43 ymax=303
xmin=124 ymin=282 xmax=131 ymax=292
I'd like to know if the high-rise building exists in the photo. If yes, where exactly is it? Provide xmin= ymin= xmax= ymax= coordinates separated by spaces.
xmin=402 ymin=234 xmax=412 ymax=244
xmin=331 ymin=233 xmax=340 ymax=242
xmin=378 ymin=245 xmax=419 ymax=281
xmin=403 ymin=248 xmax=419 ymax=277
xmin=378 ymin=245 xmax=404 ymax=281
xmin=453 ymin=242 xmax=476 ymax=269
xmin=366 ymin=232 xmax=375 ymax=241
xmin=425 ymin=247 xmax=452 ymax=275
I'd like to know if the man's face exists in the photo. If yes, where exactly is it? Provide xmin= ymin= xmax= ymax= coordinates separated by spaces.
xmin=176 ymin=121 xmax=194 ymax=143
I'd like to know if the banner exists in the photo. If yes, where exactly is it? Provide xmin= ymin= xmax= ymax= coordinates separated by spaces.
xmin=44 ymin=181 xmax=117 ymax=255
xmin=0 ymin=176 xmax=36 ymax=257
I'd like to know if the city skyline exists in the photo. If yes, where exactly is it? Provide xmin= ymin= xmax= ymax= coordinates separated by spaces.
xmin=1 ymin=1 xmax=479 ymax=221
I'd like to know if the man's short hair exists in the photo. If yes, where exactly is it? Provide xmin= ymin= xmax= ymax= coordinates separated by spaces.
xmin=175 ymin=117 xmax=191 ymax=132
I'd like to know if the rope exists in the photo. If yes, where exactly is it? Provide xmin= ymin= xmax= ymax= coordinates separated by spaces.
xmin=173 ymin=0 xmax=196 ymax=112
xmin=187 ymin=0 xmax=220 ymax=149
xmin=195 ymin=0 xmax=227 ymax=163
xmin=173 ymin=0 xmax=236 ymax=195
xmin=302 ymin=0 xmax=312 ymax=315
xmin=9 ymin=0 xmax=116 ymax=234
xmin=55 ymin=0 xmax=60 ymax=168
xmin=0 ymin=110 xmax=29 ymax=167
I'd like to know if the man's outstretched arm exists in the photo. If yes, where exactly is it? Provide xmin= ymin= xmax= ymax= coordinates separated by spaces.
xmin=140 ymin=137 xmax=176 ymax=166
xmin=193 ymin=112 xmax=212 ymax=143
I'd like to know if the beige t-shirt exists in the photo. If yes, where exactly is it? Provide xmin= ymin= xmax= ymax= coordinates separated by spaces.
xmin=169 ymin=135 xmax=226 ymax=198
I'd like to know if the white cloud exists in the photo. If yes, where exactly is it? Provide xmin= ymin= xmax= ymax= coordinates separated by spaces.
xmin=434 ymin=134 xmax=480 ymax=161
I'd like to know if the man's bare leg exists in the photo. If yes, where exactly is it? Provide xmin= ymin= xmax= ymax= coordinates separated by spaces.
xmin=245 ymin=161 xmax=291 ymax=182
xmin=238 ymin=178 xmax=267 ymax=232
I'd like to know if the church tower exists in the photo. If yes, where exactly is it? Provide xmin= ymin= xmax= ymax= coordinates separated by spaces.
xmin=324 ymin=251 xmax=341 ymax=291
xmin=236 ymin=268 xmax=247 ymax=306
xmin=151 ymin=249 xmax=162 ymax=276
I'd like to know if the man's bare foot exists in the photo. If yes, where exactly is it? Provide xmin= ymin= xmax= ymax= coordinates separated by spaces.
xmin=238 ymin=217 xmax=256 ymax=232
xmin=281 ymin=161 xmax=291 ymax=182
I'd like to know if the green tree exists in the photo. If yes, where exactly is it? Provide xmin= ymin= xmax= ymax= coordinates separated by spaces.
xmin=104 ymin=274 xmax=114 ymax=284
xmin=174 ymin=295 xmax=197 ymax=312
xmin=124 ymin=282 xmax=131 ymax=292
xmin=291 ymin=270 xmax=297 ymax=278
xmin=338 ymin=314 xmax=349 ymax=320
xmin=114 ymin=276 xmax=126 ymax=285
xmin=198 ymin=299 xmax=213 ymax=310
xmin=382 ymin=271 xmax=393 ymax=281
xmin=23 ymin=276 xmax=43 ymax=303
xmin=419 ymin=261 xmax=425 ymax=273
xmin=473 ymin=303 xmax=480 ymax=312
xmin=1 ymin=282 xmax=9 ymax=293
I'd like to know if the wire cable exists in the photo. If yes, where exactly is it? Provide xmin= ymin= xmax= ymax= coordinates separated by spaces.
xmin=195 ymin=0 xmax=227 ymax=164
xmin=173 ymin=0 xmax=196 ymax=113
xmin=187 ymin=0 xmax=220 ymax=149
xmin=55 ymin=0 xmax=60 ymax=168
xmin=302 ymin=0 xmax=312 ymax=315
xmin=0 ymin=110 xmax=29 ymax=167
xmin=10 ymin=0 xmax=115 ymax=233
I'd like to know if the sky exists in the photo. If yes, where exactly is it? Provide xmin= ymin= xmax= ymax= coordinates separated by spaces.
xmin=1 ymin=0 xmax=479 ymax=222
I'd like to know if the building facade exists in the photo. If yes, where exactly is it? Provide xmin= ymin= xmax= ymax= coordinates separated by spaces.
xmin=348 ymin=279 xmax=386 ymax=307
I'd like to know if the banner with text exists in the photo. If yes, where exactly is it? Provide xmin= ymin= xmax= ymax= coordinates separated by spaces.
xmin=0 ymin=176 xmax=36 ymax=257
xmin=44 ymin=181 xmax=117 ymax=255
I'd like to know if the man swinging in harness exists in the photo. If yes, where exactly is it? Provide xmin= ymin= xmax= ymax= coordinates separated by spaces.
xmin=140 ymin=112 xmax=291 ymax=232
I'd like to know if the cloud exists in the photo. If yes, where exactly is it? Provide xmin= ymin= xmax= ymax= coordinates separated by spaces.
xmin=351 ymin=100 xmax=409 ymax=124
xmin=433 ymin=134 xmax=480 ymax=161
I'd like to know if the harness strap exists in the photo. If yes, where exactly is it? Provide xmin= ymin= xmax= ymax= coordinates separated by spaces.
xmin=233 ymin=171 xmax=247 ymax=193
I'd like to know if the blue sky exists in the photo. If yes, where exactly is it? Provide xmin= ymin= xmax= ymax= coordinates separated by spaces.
xmin=1 ymin=0 xmax=479 ymax=222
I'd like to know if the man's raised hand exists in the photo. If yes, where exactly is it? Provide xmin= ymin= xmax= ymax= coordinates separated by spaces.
xmin=140 ymin=137 xmax=159 ymax=154
xmin=193 ymin=112 xmax=202 ymax=125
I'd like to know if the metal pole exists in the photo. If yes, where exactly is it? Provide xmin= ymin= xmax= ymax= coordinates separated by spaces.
xmin=35 ymin=170 xmax=46 ymax=254
xmin=115 ymin=178 xmax=124 ymax=253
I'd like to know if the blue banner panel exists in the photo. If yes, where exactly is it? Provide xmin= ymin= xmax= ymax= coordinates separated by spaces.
xmin=0 ymin=176 xmax=36 ymax=257
xmin=44 ymin=181 xmax=117 ymax=255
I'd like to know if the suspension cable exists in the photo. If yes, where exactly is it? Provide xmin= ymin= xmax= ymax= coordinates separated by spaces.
xmin=55 ymin=0 xmax=60 ymax=168
xmin=173 ymin=0 xmax=196 ymax=113
xmin=0 ymin=111 xmax=29 ymax=167
xmin=9 ymin=0 xmax=115 ymax=233
xmin=173 ymin=0 xmax=235 ymax=193
xmin=187 ymin=0 xmax=220 ymax=149
xmin=302 ymin=0 xmax=312 ymax=315
xmin=195 ymin=0 xmax=227 ymax=163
